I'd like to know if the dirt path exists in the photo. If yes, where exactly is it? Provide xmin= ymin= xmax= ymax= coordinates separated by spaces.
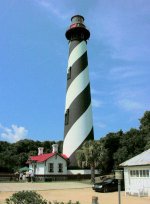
xmin=0 ymin=182 xmax=149 ymax=204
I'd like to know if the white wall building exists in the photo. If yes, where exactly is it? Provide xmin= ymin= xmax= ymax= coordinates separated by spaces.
xmin=120 ymin=149 xmax=150 ymax=196
xmin=28 ymin=144 xmax=68 ymax=176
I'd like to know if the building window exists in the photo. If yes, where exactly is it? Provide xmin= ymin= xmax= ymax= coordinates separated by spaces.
xmin=136 ymin=170 xmax=139 ymax=177
xmin=146 ymin=170 xmax=149 ymax=177
xmin=130 ymin=170 xmax=137 ymax=177
xmin=58 ymin=163 xmax=63 ymax=173
xmin=48 ymin=163 xmax=54 ymax=173
xmin=65 ymin=109 xmax=69 ymax=125
xmin=142 ymin=170 xmax=149 ymax=177
xmin=143 ymin=170 xmax=146 ymax=177
xmin=130 ymin=169 xmax=150 ymax=177
xmin=67 ymin=67 xmax=71 ymax=80
xmin=140 ymin=170 xmax=143 ymax=177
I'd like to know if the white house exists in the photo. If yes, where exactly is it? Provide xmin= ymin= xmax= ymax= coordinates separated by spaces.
xmin=27 ymin=144 xmax=68 ymax=176
xmin=120 ymin=149 xmax=150 ymax=196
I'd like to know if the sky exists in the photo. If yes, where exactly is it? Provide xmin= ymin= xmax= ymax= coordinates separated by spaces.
xmin=0 ymin=0 xmax=150 ymax=143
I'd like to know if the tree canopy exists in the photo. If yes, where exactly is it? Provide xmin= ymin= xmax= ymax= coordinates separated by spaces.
xmin=0 ymin=140 xmax=62 ymax=172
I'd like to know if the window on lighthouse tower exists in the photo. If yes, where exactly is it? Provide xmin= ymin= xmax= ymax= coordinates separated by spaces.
xmin=65 ymin=109 xmax=69 ymax=125
xmin=67 ymin=67 xmax=71 ymax=80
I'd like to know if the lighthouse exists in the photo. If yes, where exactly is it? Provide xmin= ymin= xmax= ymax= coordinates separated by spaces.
xmin=63 ymin=15 xmax=94 ymax=165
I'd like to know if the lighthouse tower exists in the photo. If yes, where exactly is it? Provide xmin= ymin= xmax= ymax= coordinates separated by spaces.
xmin=63 ymin=15 xmax=94 ymax=165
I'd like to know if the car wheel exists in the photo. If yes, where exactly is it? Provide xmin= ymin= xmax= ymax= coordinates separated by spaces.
xmin=103 ymin=186 xmax=108 ymax=193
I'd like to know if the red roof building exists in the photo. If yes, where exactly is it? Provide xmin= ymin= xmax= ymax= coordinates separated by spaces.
xmin=27 ymin=144 xmax=68 ymax=176
xmin=29 ymin=153 xmax=68 ymax=163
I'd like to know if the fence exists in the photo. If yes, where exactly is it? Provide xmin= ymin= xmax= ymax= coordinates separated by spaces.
xmin=0 ymin=173 xmax=19 ymax=182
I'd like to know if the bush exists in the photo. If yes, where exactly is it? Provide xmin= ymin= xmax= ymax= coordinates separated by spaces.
xmin=6 ymin=191 xmax=48 ymax=204
xmin=6 ymin=191 xmax=80 ymax=204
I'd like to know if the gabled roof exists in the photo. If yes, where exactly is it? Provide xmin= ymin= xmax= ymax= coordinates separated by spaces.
xmin=120 ymin=149 xmax=150 ymax=167
xmin=29 ymin=153 xmax=68 ymax=163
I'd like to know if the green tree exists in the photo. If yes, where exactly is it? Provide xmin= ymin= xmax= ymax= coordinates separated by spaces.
xmin=139 ymin=111 xmax=150 ymax=133
xmin=100 ymin=130 xmax=122 ymax=172
xmin=139 ymin=111 xmax=150 ymax=150
xmin=113 ymin=146 xmax=129 ymax=168
xmin=76 ymin=140 xmax=108 ymax=183
xmin=113 ymin=128 xmax=146 ymax=168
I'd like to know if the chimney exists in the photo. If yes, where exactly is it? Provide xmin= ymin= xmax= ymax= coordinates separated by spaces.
xmin=52 ymin=144 xmax=58 ymax=153
xmin=38 ymin=147 xmax=44 ymax=155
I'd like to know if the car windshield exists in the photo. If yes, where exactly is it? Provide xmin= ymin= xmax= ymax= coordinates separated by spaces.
xmin=103 ymin=179 xmax=113 ymax=183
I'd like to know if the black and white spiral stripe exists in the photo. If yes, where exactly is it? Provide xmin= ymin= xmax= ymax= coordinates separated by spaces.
xmin=63 ymin=40 xmax=94 ymax=159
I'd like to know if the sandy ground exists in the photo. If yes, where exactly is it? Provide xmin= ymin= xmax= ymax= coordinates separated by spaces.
xmin=0 ymin=182 xmax=150 ymax=204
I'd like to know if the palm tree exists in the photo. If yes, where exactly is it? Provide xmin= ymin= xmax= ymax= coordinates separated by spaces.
xmin=76 ymin=140 xmax=107 ymax=183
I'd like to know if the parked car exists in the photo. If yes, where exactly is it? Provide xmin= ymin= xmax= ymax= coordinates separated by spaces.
xmin=92 ymin=178 xmax=119 ymax=192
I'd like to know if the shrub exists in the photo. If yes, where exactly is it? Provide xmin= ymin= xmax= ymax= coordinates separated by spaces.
xmin=6 ymin=191 xmax=80 ymax=204
xmin=5 ymin=191 xmax=48 ymax=204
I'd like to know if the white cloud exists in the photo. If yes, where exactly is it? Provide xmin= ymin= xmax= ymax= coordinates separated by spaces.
xmin=91 ymin=88 xmax=103 ymax=95
xmin=117 ymin=99 xmax=143 ymax=112
xmin=95 ymin=121 xmax=106 ymax=129
xmin=34 ymin=0 xmax=74 ymax=20
xmin=88 ymin=0 xmax=150 ymax=62
xmin=109 ymin=66 xmax=142 ymax=80
xmin=113 ymin=87 xmax=150 ymax=113
xmin=90 ymin=72 xmax=100 ymax=80
xmin=92 ymin=98 xmax=103 ymax=108
xmin=0 ymin=124 xmax=28 ymax=143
